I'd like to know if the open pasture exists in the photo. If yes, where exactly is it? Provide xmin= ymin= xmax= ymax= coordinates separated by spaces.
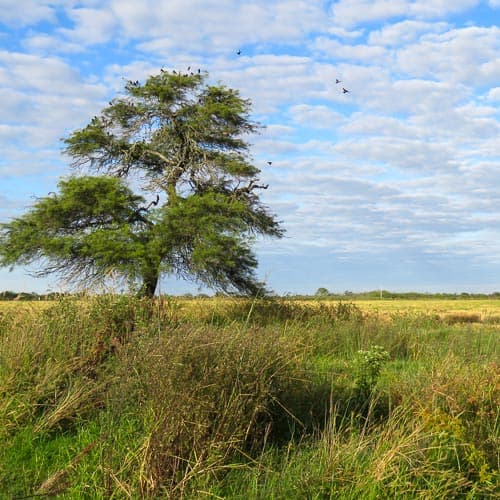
xmin=323 ymin=298 xmax=500 ymax=323
xmin=2 ymin=295 xmax=500 ymax=320
xmin=173 ymin=296 xmax=500 ymax=324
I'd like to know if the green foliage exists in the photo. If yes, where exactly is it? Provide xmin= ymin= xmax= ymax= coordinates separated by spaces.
xmin=0 ymin=176 xmax=148 ymax=286
xmin=0 ymin=71 xmax=282 ymax=296
xmin=352 ymin=345 xmax=390 ymax=395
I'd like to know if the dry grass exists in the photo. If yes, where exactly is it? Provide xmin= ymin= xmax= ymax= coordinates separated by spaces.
xmin=2 ymin=295 xmax=500 ymax=320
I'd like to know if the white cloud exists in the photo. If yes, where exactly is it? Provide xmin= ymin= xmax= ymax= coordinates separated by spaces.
xmin=59 ymin=7 xmax=117 ymax=45
xmin=331 ymin=0 xmax=408 ymax=27
xmin=397 ymin=26 xmax=500 ymax=85
xmin=368 ymin=20 xmax=449 ymax=46
xmin=341 ymin=113 xmax=419 ymax=138
xmin=380 ymin=79 xmax=466 ymax=114
xmin=0 ymin=51 xmax=108 ymax=175
xmin=110 ymin=0 xmax=327 ymax=51
xmin=0 ymin=51 xmax=85 ymax=94
xmin=22 ymin=34 xmax=83 ymax=54
xmin=408 ymin=0 xmax=478 ymax=18
xmin=326 ymin=26 xmax=365 ymax=39
xmin=334 ymin=136 xmax=457 ymax=172
xmin=331 ymin=0 xmax=479 ymax=27
xmin=486 ymin=87 xmax=500 ymax=100
xmin=289 ymin=104 xmax=345 ymax=129
xmin=0 ymin=0 xmax=65 ymax=26
xmin=314 ymin=36 xmax=388 ymax=63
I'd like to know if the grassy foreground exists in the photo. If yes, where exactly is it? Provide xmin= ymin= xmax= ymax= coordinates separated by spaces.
xmin=0 ymin=296 xmax=498 ymax=498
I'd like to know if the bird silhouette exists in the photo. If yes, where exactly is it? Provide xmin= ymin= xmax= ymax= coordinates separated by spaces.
xmin=342 ymin=88 xmax=349 ymax=93
xmin=267 ymin=161 xmax=272 ymax=165
xmin=236 ymin=49 xmax=241 ymax=55
xmin=336 ymin=79 xmax=341 ymax=84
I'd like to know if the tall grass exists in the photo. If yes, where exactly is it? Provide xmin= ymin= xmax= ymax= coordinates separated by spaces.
xmin=0 ymin=295 xmax=498 ymax=498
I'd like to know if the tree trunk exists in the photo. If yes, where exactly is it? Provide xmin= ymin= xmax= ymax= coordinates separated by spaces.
xmin=142 ymin=272 xmax=159 ymax=298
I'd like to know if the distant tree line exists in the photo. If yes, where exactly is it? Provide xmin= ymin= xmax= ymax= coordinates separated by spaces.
xmin=0 ymin=291 xmax=73 ymax=301
xmin=1 ymin=289 xmax=500 ymax=301
xmin=311 ymin=288 xmax=500 ymax=300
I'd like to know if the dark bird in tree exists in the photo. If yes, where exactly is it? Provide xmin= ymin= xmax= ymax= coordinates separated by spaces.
xmin=343 ymin=88 xmax=349 ymax=93
xmin=198 ymin=68 xmax=201 ymax=74
xmin=336 ymin=79 xmax=341 ymax=84
xmin=0 ymin=69 xmax=283 ymax=298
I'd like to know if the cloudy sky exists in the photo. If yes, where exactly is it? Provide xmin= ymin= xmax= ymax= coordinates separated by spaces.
xmin=1 ymin=0 xmax=499 ymax=295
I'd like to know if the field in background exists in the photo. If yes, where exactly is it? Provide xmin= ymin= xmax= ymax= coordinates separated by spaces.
xmin=322 ymin=298 xmax=500 ymax=323
xmin=175 ymin=296 xmax=500 ymax=324
xmin=2 ymin=295 xmax=500 ymax=318
xmin=1 ymin=295 xmax=498 ymax=498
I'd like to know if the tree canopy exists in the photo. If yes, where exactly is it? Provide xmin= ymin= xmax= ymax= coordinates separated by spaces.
xmin=0 ymin=70 xmax=283 ymax=296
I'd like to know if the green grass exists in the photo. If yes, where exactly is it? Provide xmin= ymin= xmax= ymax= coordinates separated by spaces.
xmin=0 ymin=296 xmax=498 ymax=498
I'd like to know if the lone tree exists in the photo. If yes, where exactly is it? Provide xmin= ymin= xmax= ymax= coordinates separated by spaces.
xmin=0 ymin=70 xmax=283 ymax=297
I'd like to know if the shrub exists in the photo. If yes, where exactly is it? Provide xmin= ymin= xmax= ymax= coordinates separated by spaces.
xmin=108 ymin=322 xmax=307 ymax=496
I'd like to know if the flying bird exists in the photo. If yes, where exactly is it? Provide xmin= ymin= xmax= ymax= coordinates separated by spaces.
xmin=336 ymin=79 xmax=341 ymax=84
xmin=236 ymin=49 xmax=241 ymax=55
xmin=342 ymin=88 xmax=349 ymax=94
xmin=267 ymin=161 xmax=272 ymax=165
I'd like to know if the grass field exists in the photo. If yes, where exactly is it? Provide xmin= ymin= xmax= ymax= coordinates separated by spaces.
xmin=2 ymin=295 xmax=500 ymax=317
xmin=0 ymin=295 xmax=498 ymax=498
xmin=175 ymin=296 xmax=500 ymax=324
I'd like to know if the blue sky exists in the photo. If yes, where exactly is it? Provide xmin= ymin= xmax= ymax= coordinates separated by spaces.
xmin=0 ymin=0 xmax=499 ymax=295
